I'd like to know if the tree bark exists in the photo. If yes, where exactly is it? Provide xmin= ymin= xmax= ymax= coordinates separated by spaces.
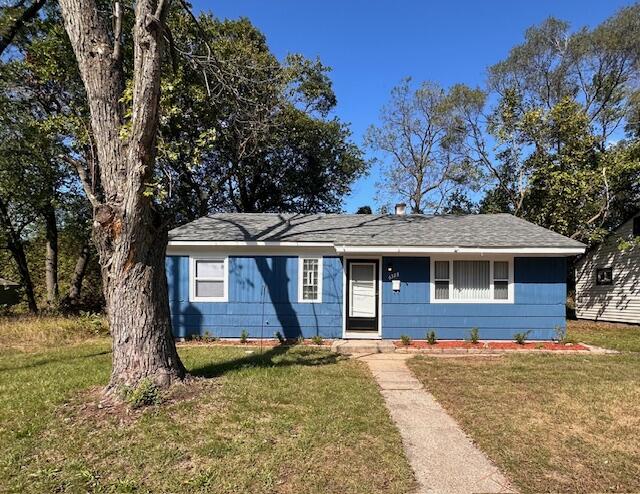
xmin=0 ymin=195 xmax=38 ymax=313
xmin=59 ymin=0 xmax=185 ymax=391
xmin=61 ymin=240 xmax=90 ymax=307
xmin=43 ymin=205 xmax=59 ymax=306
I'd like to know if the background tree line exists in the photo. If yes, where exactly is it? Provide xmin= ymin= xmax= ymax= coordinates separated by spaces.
xmin=1 ymin=1 xmax=639 ymax=315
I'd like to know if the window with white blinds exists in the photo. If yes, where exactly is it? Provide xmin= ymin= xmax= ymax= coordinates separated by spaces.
xmin=431 ymin=258 xmax=513 ymax=303
xmin=190 ymin=257 xmax=228 ymax=301
xmin=298 ymin=257 xmax=323 ymax=302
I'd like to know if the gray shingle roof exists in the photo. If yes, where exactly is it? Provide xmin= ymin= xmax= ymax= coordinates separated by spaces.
xmin=169 ymin=213 xmax=586 ymax=249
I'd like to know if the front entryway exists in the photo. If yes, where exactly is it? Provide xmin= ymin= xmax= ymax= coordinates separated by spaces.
xmin=346 ymin=259 xmax=379 ymax=334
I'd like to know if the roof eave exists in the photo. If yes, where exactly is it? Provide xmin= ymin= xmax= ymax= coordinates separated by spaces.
xmin=167 ymin=240 xmax=585 ymax=256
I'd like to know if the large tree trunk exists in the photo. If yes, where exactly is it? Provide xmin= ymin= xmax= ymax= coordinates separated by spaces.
xmin=0 ymin=196 xmax=38 ymax=313
xmin=59 ymin=0 xmax=185 ymax=391
xmin=43 ymin=205 xmax=59 ymax=306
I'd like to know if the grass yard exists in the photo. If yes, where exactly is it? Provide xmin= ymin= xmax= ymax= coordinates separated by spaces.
xmin=409 ymin=351 xmax=640 ymax=493
xmin=0 ymin=317 xmax=414 ymax=494
xmin=568 ymin=319 xmax=640 ymax=352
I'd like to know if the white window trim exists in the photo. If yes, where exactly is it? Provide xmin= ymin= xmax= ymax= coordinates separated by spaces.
xmin=298 ymin=256 xmax=323 ymax=303
xmin=430 ymin=256 xmax=514 ymax=304
xmin=189 ymin=256 xmax=229 ymax=302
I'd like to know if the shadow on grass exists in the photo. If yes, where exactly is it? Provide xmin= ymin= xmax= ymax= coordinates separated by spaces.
xmin=0 ymin=349 xmax=112 ymax=372
xmin=189 ymin=344 xmax=341 ymax=378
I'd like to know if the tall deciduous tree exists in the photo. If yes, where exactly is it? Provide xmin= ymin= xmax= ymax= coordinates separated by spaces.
xmin=155 ymin=16 xmax=365 ymax=224
xmin=449 ymin=7 xmax=640 ymax=242
xmin=365 ymin=78 xmax=477 ymax=214
xmin=58 ymin=0 xmax=185 ymax=390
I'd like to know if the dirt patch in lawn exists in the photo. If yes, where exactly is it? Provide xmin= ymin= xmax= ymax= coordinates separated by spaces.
xmin=59 ymin=377 xmax=223 ymax=427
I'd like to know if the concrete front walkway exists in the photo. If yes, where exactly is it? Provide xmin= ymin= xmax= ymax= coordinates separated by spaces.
xmin=359 ymin=353 xmax=515 ymax=494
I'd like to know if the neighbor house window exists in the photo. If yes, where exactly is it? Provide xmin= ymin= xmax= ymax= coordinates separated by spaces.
xmin=431 ymin=258 xmax=513 ymax=303
xmin=190 ymin=257 xmax=228 ymax=302
xmin=298 ymin=257 xmax=323 ymax=303
xmin=596 ymin=267 xmax=613 ymax=285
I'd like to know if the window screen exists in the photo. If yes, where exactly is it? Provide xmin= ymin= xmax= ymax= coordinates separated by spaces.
xmin=434 ymin=261 xmax=450 ymax=300
xmin=194 ymin=259 xmax=225 ymax=299
xmin=493 ymin=261 xmax=509 ymax=300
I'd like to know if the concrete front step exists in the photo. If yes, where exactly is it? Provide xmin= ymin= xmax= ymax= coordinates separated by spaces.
xmin=331 ymin=339 xmax=396 ymax=354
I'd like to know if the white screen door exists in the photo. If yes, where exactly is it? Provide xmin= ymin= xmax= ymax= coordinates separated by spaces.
xmin=349 ymin=263 xmax=376 ymax=318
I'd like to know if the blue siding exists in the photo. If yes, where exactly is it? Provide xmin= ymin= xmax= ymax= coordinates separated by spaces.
xmin=167 ymin=254 xmax=567 ymax=340
xmin=380 ymin=256 xmax=566 ymax=340
xmin=167 ymin=255 xmax=343 ymax=339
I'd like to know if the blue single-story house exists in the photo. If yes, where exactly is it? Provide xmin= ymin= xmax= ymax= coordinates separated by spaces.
xmin=166 ymin=209 xmax=586 ymax=340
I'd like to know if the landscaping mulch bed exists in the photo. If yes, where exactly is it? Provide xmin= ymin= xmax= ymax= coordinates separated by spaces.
xmin=394 ymin=340 xmax=589 ymax=352
xmin=177 ymin=338 xmax=334 ymax=348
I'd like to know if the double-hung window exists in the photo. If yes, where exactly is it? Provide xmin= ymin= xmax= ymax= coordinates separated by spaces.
xmin=298 ymin=257 xmax=323 ymax=303
xmin=432 ymin=258 xmax=513 ymax=303
xmin=493 ymin=261 xmax=509 ymax=300
xmin=190 ymin=257 xmax=228 ymax=302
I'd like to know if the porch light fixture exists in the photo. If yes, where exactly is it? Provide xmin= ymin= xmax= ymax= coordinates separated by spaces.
xmin=386 ymin=262 xmax=394 ymax=273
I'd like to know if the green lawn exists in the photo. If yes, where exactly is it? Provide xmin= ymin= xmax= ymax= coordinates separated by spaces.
xmin=0 ymin=318 xmax=414 ymax=494
xmin=409 ymin=352 xmax=640 ymax=493
xmin=568 ymin=319 xmax=640 ymax=352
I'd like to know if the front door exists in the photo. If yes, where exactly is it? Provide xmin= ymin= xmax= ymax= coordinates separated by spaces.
xmin=346 ymin=260 xmax=379 ymax=333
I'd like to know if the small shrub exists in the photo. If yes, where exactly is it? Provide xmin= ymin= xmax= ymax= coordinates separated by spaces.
xmin=297 ymin=335 xmax=305 ymax=344
xmin=400 ymin=334 xmax=411 ymax=346
xmin=120 ymin=378 xmax=162 ymax=408
xmin=426 ymin=330 xmax=437 ymax=345
xmin=240 ymin=329 xmax=249 ymax=344
xmin=78 ymin=311 xmax=108 ymax=335
xmin=553 ymin=325 xmax=576 ymax=344
xmin=274 ymin=331 xmax=285 ymax=344
xmin=311 ymin=335 xmax=323 ymax=345
xmin=514 ymin=330 xmax=531 ymax=345
xmin=535 ymin=343 xmax=544 ymax=350
xmin=554 ymin=325 xmax=567 ymax=343
xmin=468 ymin=327 xmax=480 ymax=344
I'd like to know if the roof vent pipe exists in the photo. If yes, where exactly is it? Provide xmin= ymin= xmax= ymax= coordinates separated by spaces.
xmin=395 ymin=203 xmax=406 ymax=215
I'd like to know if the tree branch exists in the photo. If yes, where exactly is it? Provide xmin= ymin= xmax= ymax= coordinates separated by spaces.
xmin=59 ymin=154 xmax=100 ymax=208
xmin=0 ymin=0 xmax=47 ymax=56
xmin=112 ymin=1 xmax=123 ymax=63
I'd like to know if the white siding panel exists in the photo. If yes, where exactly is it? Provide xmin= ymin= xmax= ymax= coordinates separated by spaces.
xmin=575 ymin=215 xmax=640 ymax=324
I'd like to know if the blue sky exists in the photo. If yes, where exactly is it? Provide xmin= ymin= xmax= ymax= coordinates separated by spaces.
xmin=191 ymin=0 xmax=636 ymax=212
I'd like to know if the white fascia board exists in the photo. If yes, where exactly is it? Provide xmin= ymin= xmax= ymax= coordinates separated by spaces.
xmin=168 ymin=240 xmax=334 ymax=247
xmin=167 ymin=240 xmax=585 ymax=256
xmin=334 ymin=245 xmax=586 ymax=255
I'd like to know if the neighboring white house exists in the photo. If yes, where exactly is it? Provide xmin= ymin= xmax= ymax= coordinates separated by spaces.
xmin=575 ymin=213 xmax=640 ymax=324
